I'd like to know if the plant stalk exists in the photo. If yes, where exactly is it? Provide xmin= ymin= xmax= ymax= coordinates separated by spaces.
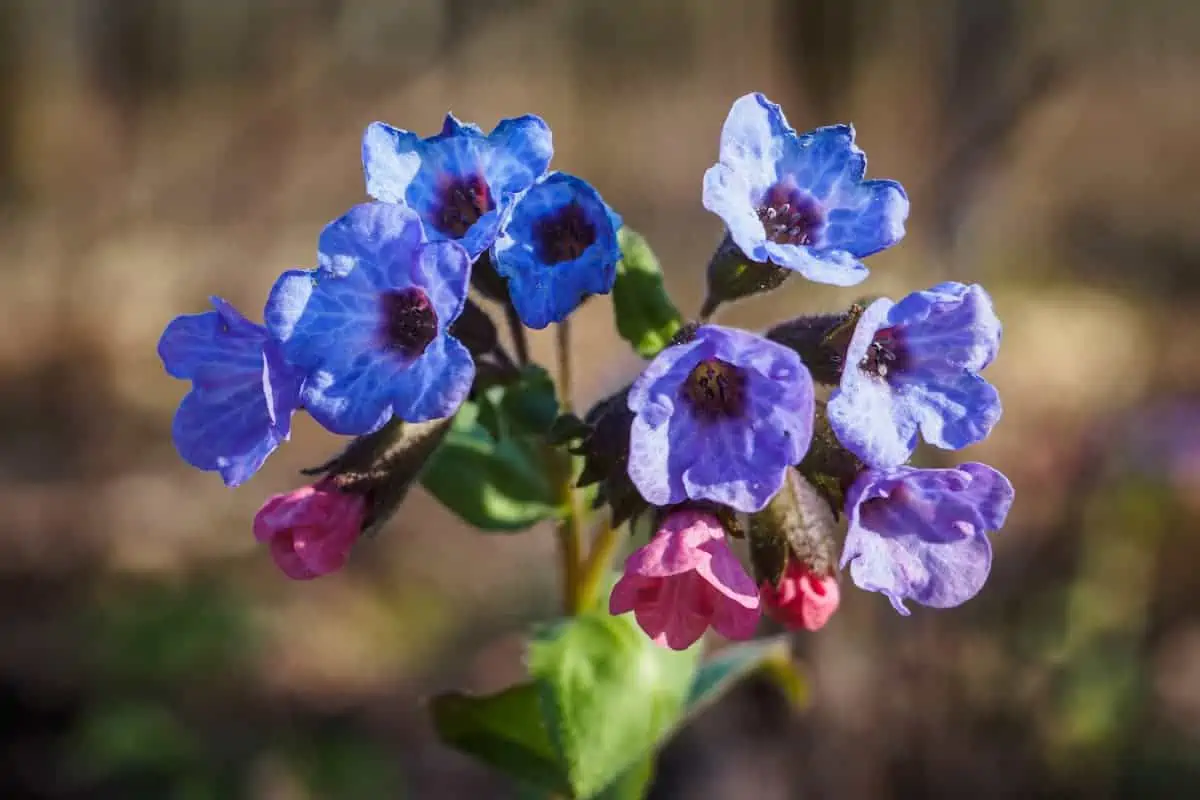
xmin=554 ymin=319 xmax=584 ymax=614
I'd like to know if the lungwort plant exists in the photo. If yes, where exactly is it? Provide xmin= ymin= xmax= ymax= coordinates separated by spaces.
xmin=158 ymin=93 xmax=1013 ymax=798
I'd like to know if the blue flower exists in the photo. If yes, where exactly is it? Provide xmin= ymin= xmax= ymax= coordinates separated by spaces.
xmin=827 ymin=282 xmax=1002 ymax=468
xmin=492 ymin=172 xmax=622 ymax=329
xmin=157 ymin=297 xmax=303 ymax=486
xmin=362 ymin=112 xmax=553 ymax=259
xmin=627 ymin=325 xmax=814 ymax=513
xmin=702 ymin=93 xmax=908 ymax=287
xmin=265 ymin=203 xmax=474 ymax=436
xmin=841 ymin=462 xmax=1014 ymax=614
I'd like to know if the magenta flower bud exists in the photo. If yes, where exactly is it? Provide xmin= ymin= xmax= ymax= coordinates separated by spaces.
xmin=252 ymin=479 xmax=367 ymax=580
xmin=609 ymin=510 xmax=759 ymax=651
xmin=760 ymin=561 xmax=840 ymax=631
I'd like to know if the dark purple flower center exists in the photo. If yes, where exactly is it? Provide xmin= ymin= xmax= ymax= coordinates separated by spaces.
xmin=683 ymin=358 xmax=747 ymax=419
xmin=378 ymin=287 xmax=438 ymax=358
xmin=433 ymin=174 xmax=494 ymax=238
xmin=756 ymin=184 xmax=825 ymax=246
xmin=533 ymin=201 xmax=597 ymax=265
xmin=859 ymin=326 xmax=909 ymax=379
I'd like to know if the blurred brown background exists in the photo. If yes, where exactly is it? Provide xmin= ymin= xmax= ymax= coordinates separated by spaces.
xmin=2 ymin=1 xmax=1200 ymax=798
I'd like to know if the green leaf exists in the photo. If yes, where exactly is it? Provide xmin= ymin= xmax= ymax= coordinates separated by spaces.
xmin=685 ymin=636 xmax=795 ymax=716
xmin=431 ymin=683 xmax=570 ymax=794
xmin=71 ymin=701 xmax=199 ymax=777
xmin=515 ymin=758 xmax=655 ymax=800
xmin=528 ymin=611 xmax=700 ymax=799
xmin=612 ymin=228 xmax=683 ymax=358
xmin=595 ymin=758 xmax=656 ymax=800
xmin=288 ymin=731 xmax=405 ymax=799
xmin=479 ymin=364 xmax=560 ymax=439
xmin=421 ymin=403 xmax=557 ymax=531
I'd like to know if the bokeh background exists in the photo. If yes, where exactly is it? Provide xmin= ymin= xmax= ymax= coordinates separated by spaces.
xmin=3 ymin=1 xmax=1200 ymax=797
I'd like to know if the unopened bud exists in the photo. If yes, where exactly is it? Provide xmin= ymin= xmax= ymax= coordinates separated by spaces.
xmin=765 ymin=304 xmax=864 ymax=385
xmin=744 ymin=465 xmax=840 ymax=592
xmin=795 ymin=400 xmax=864 ymax=516
xmin=303 ymin=415 xmax=455 ymax=537
xmin=761 ymin=560 xmax=840 ymax=631
xmin=570 ymin=389 xmax=647 ymax=527
xmin=747 ymin=469 xmax=840 ymax=628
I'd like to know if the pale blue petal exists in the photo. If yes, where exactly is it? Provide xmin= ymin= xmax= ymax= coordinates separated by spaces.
xmin=763 ymin=242 xmax=870 ymax=286
xmin=776 ymin=124 xmax=864 ymax=201
xmin=905 ymin=372 xmax=1002 ymax=451
xmin=821 ymin=178 xmax=909 ymax=257
xmin=362 ymin=122 xmax=423 ymax=205
xmin=702 ymin=163 xmax=769 ymax=261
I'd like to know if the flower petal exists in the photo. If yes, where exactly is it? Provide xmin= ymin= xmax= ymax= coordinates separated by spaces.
xmin=716 ymin=92 xmax=792 ymax=192
xmin=172 ymin=381 xmax=282 ymax=487
xmin=403 ymin=240 xmax=471 ymax=332
xmin=820 ymin=178 xmax=909 ymax=257
xmin=270 ymin=536 xmax=320 ymax=580
xmin=158 ymin=298 xmax=263 ymax=384
xmin=695 ymin=537 xmax=760 ymax=609
xmin=635 ymin=574 xmax=713 ymax=651
xmin=892 ymin=282 xmax=1001 ymax=372
xmin=844 ymin=522 xmax=993 ymax=614
xmin=828 ymin=371 xmax=918 ymax=469
xmin=161 ymin=297 xmax=301 ymax=485
xmin=609 ymin=573 xmax=652 ymax=616
xmin=383 ymin=333 xmax=475 ymax=423
xmin=484 ymin=114 xmax=554 ymax=197
xmin=905 ymin=371 xmax=1002 ymax=451
xmin=265 ymin=268 xmax=380 ymax=376
xmin=957 ymin=462 xmax=1015 ymax=531
xmin=362 ymin=122 xmax=424 ymax=205
xmin=776 ymin=123 xmax=865 ymax=201
xmin=318 ymin=202 xmax=425 ymax=284
xmin=702 ymin=163 xmax=769 ymax=261
xmin=679 ymin=372 xmax=809 ymax=512
xmin=621 ymin=509 xmax=722 ymax=578
xmin=762 ymin=242 xmax=869 ymax=287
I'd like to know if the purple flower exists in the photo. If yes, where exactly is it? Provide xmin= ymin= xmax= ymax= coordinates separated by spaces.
xmin=265 ymin=203 xmax=474 ymax=436
xmin=362 ymin=113 xmax=553 ymax=259
xmin=702 ymin=93 xmax=908 ymax=287
xmin=492 ymin=172 xmax=622 ymax=329
xmin=158 ymin=298 xmax=303 ymax=486
xmin=827 ymin=282 xmax=1002 ymax=468
xmin=841 ymin=462 xmax=1013 ymax=614
xmin=627 ymin=325 xmax=815 ymax=513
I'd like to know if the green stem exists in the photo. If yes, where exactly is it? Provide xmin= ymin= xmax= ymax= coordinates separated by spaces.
xmin=505 ymin=302 xmax=530 ymax=365
xmin=554 ymin=319 xmax=584 ymax=614
xmin=577 ymin=521 xmax=622 ymax=611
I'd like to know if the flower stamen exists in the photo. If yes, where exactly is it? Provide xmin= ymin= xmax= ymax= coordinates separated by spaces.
xmin=859 ymin=326 xmax=908 ymax=379
xmin=756 ymin=184 xmax=825 ymax=246
xmin=533 ymin=200 xmax=597 ymax=265
xmin=433 ymin=175 xmax=494 ymax=237
xmin=379 ymin=287 xmax=438 ymax=358
xmin=683 ymin=358 xmax=747 ymax=418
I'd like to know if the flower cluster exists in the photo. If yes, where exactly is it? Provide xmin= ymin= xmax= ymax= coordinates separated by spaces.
xmin=605 ymin=93 xmax=1013 ymax=648
xmin=159 ymin=111 xmax=622 ymax=576
xmin=157 ymin=92 xmax=1013 ymax=653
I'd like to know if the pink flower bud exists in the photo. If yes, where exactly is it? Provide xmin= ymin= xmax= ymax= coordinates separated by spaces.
xmin=760 ymin=561 xmax=839 ymax=631
xmin=609 ymin=510 xmax=760 ymax=650
xmin=252 ymin=479 xmax=366 ymax=580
